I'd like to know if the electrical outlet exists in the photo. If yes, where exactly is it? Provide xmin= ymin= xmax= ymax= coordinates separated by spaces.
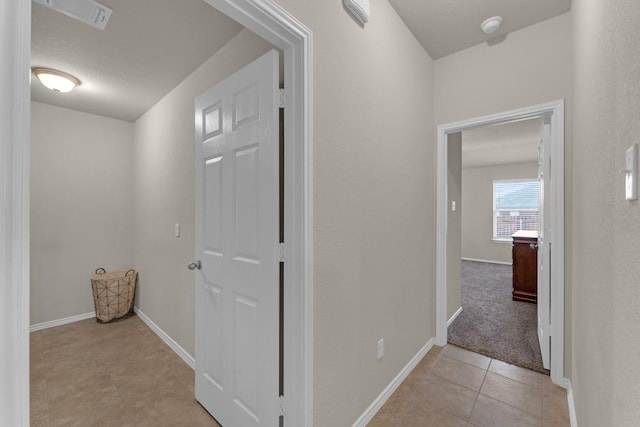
xmin=175 ymin=223 xmax=181 ymax=238
xmin=377 ymin=339 xmax=384 ymax=360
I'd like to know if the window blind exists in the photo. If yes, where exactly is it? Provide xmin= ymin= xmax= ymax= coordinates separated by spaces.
xmin=494 ymin=180 xmax=539 ymax=210
xmin=493 ymin=180 xmax=539 ymax=239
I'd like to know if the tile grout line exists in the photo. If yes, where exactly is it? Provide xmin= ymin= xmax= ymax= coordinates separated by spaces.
xmin=42 ymin=356 xmax=51 ymax=427
xmin=440 ymin=351 xmax=491 ymax=371
xmin=541 ymin=377 xmax=545 ymax=426
xmin=413 ymin=349 xmax=477 ymax=424
xmin=467 ymin=359 xmax=491 ymax=423
xmin=482 ymin=360 xmax=545 ymax=420
xmin=489 ymin=370 xmax=546 ymax=391
xmin=475 ymin=393 xmax=544 ymax=425
xmin=429 ymin=356 xmax=489 ymax=395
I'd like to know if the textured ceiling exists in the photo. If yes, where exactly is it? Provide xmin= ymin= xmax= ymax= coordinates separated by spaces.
xmin=388 ymin=0 xmax=572 ymax=59
xmin=32 ymin=1 xmax=573 ymax=121
xmin=462 ymin=118 xmax=542 ymax=168
xmin=31 ymin=0 xmax=242 ymax=122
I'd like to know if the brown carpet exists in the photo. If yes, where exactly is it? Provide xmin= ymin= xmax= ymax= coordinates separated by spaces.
xmin=447 ymin=260 xmax=549 ymax=374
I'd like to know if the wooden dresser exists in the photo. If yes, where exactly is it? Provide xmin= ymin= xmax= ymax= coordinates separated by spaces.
xmin=512 ymin=230 xmax=538 ymax=303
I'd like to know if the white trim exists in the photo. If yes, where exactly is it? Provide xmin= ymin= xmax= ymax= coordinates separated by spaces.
xmin=30 ymin=308 xmax=199 ymax=370
xmin=492 ymin=238 xmax=513 ymax=244
xmin=447 ymin=307 xmax=463 ymax=327
xmin=200 ymin=2 xmax=314 ymax=425
xmin=564 ymin=379 xmax=578 ymax=427
xmin=30 ymin=312 xmax=96 ymax=332
xmin=461 ymin=257 xmax=512 ymax=266
xmin=436 ymin=100 xmax=565 ymax=386
xmin=134 ymin=307 xmax=195 ymax=370
xmin=0 ymin=0 xmax=31 ymax=425
xmin=351 ymin=339 xmax=434 ymax=427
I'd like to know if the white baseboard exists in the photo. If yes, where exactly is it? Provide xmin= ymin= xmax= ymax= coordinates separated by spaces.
xmin=461 ymin=257 xmax=512 ymax=266
xmin=134 ymin=306 xmax=195 ymax=370
xmin=564 ymin=378 xmax=578 ymax=427
xmin=30 ymin=311 xmax=96 ymax=332
xmin=29 ymin=307 xmax=195 ymax=371
xmin=351 ymin=338 xmax=435 ymax=427
xmin=447 ymin=307 xmax=463 ymax=327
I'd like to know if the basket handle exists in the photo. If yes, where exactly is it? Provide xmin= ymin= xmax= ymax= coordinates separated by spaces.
xmin=125 ymin=269 xmax=136 ymax=276
xmin=95 ymin=268 xmax=106 ymax=275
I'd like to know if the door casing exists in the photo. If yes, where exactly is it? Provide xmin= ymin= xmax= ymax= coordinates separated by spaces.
xmin=435 ymin=100 xmax=565 ymax=386
xmin=0 ymin=1 xmax=313 ymax=426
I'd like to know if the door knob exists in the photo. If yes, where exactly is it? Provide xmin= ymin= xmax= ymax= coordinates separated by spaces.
xmin=187 ymin=260 xmax=202 ymax=270
xmin=529 ymin=243 xmax=539 ymax=250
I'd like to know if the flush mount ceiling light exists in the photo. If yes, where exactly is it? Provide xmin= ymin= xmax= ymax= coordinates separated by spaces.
xmin=32 ymin=67 xmax=81 ymax=93
xmin=481 ymin=16 xmax=503 ymax=34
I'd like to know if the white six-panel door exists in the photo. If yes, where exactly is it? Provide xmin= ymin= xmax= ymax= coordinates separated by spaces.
xmin=537 ymin=115 xmax=551 ymax=370
xmin=194 ymin=50 xmax=280 ymax=427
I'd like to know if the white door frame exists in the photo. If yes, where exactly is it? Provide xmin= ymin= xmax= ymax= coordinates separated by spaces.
xmin=435 ymin=100 xmax=565 ymax=386
xmin=0 ymin=1 xmax=314 ymax=426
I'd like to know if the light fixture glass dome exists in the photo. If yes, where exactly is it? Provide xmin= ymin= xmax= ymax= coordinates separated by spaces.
xmin=32 ymin=67 xmax=81 ymax=93
xmin=481 ymin=16 xmax=503 ymax=35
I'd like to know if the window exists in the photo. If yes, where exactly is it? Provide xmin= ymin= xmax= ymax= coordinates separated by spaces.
xmin=493 ymin=179 xmax=539 ymax=240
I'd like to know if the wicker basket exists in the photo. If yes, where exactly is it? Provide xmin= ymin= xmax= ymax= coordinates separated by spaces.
xmin=90 ymin=268 xmax=137 ymax=323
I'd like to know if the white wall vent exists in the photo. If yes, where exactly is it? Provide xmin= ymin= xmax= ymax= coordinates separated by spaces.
xmin=33 ymin=0 xmax=113 ymax=30
xmin=344 ymin=0 xmax=370 ymax=26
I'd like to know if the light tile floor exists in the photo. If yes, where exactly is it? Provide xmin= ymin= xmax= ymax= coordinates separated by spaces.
xmin=368 ymin=345 xmax=571 ymax=426
xmin=30 ymin=315 xmax=220 ymax=427
xmin=31 ymin=316 xmax=570 ymax=426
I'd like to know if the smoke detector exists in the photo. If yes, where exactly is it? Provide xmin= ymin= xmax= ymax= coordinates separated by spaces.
xmin=481 ymin=16 xmax=503 ymax=35
xmin=33 ymin=0 xmax=113 ymax=30
xmin=344 ymin=0 xmax=370 ymax=26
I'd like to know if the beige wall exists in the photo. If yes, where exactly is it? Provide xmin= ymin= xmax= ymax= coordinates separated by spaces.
xmin=271 ymin=1 xmax=435 ymax=425
xmin=132 ymin=29 xmax=274 ymax=356
xmin=433 ymin=12 xmax=573 ymax=126
xmin=30 ymin=102 xmax=134 ymax=325
xmin=461 ymin=162 xmax=538 ymax=264
xmin=434 ymin=11 xmax=574 ymax=378
xmin=31 ymin=5 xmax=436 ymax=423
xmin=447 ymin=133 xmax=462 ymax=319
xmin=572 ymin=0 xmax=640 ymax=424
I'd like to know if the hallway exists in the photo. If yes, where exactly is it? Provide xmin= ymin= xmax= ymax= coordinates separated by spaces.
xmin=31 ymin=316 xmax=570 ymax=426
xmin=369 ymin=345 xmax=569 ymax=426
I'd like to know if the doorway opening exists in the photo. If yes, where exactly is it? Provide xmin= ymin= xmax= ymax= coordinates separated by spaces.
xmin=435 ymin=100 xmax=566 ymax=386
xmin=446 ymin=118 xmax=547 ymax=373
xmin=1 ymin=1 xmax=312 ymax=426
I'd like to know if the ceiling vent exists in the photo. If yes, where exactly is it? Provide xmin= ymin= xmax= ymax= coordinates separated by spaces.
xmin=33 ymin=0 xmax=113 ymax=30
xmin=344 ymin=0 xmax=370 ymax=26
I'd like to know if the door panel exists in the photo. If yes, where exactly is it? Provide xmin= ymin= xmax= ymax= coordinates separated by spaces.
xmin=195 ymin=50 xmax=280 ymax=427
xmin=235 ymin=145 xmax=260 ymax=260
xmin=537 ymin=115 xmax=551 ymax=370
xmin=204 ymin=157 xmax=223 ymax=253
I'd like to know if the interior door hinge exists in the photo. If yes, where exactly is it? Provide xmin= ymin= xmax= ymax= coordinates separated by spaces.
xmin=279 ymin=395 xmax=286 ymax=417
xmin=279 ymin=242 xmax=285 ymax=263
xmin=278 ymin=88 xmax=285 ymax=109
